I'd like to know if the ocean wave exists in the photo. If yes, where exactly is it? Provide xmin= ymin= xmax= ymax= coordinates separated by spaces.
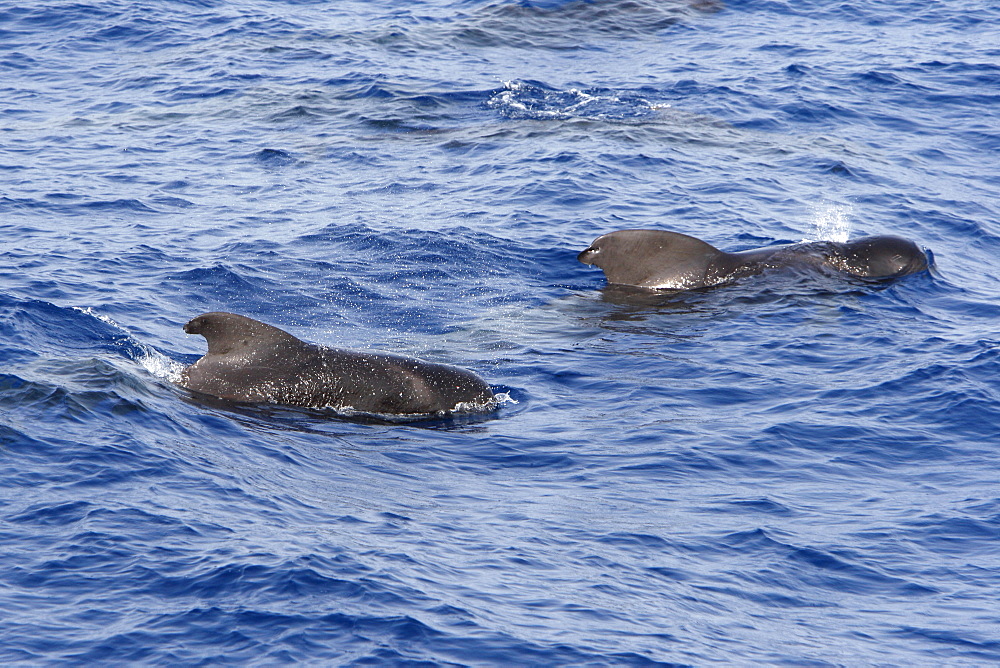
xmin=3 ymin=0 xmax=1000 ymax=663
xmin=381 ymin=0 xmax=722 ymax=52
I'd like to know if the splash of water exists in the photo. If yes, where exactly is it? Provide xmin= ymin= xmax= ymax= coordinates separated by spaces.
xmin=807 ymin=202 xmax=853 ymax=242
xmin=73 ymin=307 xmax=186 ymax=382
xmin=137 ymin=349 xmax=186 ymax=384
xmin=486 ymin=80 xmax=665 ymax=122
xmin=491 ymin=390 xmax=518 ymax=407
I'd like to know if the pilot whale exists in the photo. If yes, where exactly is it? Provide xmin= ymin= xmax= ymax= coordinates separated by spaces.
xmin=179 ymin=312 xmax=494 ymax=415
xmin=578 ymin=229 xmax=928 ymax=290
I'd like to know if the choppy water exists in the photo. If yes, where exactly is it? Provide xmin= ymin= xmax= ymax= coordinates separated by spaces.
xmin=2 ymin=0 xmax=1000 ymax=664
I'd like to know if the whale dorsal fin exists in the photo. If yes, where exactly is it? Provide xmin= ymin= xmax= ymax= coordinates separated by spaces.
xmin=184 ymin=312 xmax=303 ymax=356
xmin=578 ymin=229 xmax=728 ymax=289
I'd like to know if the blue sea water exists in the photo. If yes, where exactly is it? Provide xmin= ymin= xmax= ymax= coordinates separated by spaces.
xmin=2 ymin=0 xmax=1000 ymax=664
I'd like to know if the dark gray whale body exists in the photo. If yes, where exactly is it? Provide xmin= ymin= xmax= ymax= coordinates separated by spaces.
xmin=180 ymin=312 xmax=494 ymax=415
xmin=578 ymin=229 xmax=928 ymax=290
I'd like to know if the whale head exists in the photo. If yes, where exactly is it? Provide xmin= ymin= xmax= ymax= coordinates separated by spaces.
xmin=836 ymin=236 xmax=928 ymax=278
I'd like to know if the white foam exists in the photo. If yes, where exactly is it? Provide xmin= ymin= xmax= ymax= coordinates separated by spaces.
xmin=137 ymin=349 xmax=186 ymax=383
xmin=73 ymin=307 xmax=186 ymax=382
xmin=487 ymin=80 xmax=665 ymax=122
xmin=75 ymin=305 xmax=118 ymax=326
xmin=491 ymin=391 xmax=518 ymax=407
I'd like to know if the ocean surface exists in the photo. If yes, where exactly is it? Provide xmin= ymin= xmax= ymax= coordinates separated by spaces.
xmin=2 ymin=0 xmax=999 ymax=664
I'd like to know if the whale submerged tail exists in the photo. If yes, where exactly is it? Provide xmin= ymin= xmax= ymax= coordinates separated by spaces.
xmin=577 ymin=229 xmax=730 ymax=289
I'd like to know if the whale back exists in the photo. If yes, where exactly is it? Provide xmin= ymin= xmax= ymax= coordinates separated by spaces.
xmin=579 ymin=229 xmax=929 ymax=289
xmin=578 ymin=229 xmax=729 ymax=289
xmin=179 ymin=312 xmax=493 ymax=414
